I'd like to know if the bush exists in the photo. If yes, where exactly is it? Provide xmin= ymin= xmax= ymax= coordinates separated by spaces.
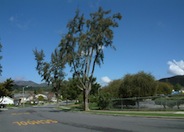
xmin=155 ymin=97 xmax=167 ymax=109
xmin=166 ymin=100 xmax=177 ymax=108
xmin=89 ymin=95 xmax=97 ymax=103
xmin=97 ymin=92 xmax=111 ymax=110
xmin=112 ymin=99 xmax=136 ymax=109
xmin=155 ymin=95 xmax=184 ymax=109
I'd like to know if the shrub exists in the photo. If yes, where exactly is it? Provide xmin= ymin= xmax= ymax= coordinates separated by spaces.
xmin=97 ymin=92 xmax=111 ymax=110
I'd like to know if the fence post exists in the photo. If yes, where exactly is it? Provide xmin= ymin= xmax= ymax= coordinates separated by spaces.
xmin=121 ymin=99 xmax=123 ymax=110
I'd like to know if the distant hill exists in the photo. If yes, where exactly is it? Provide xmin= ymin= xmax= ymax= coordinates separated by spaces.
xmin=14 ymin=80 xmax=47 ymax=87
xmin=159 ymin=75 xmax=184 ymax=86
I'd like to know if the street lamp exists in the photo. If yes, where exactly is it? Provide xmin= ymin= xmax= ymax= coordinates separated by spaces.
xmin=23 ymin=86 xmax=28 ymax=107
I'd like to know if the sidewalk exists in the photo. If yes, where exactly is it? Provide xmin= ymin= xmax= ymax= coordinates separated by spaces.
xmin=0 ymin=108 xmax=8 ymax=111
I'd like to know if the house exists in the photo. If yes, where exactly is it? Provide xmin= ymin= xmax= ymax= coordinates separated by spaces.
xmin=0 ymin=96 xmax=14 ymax=108
xmin=13 ymin=93 xmax=30 ymax=106
xmin=180 ymin=88 xmax=184 ymax=94
xmin=47 ymin=92 xmax=57 ymax=102
xmin=35 ymin=94 xmax=48 ymax=100
xmin=171 ymin=89 xmax=184 ymax=95
xmin=0 ymin=96 xmax=14 ymax=104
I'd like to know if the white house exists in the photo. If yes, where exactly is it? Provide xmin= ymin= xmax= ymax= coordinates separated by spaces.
xmin=35 ymin=94 xmax=48 ymax=100
xmin=0 ymin=96 xmax=14 ymax=105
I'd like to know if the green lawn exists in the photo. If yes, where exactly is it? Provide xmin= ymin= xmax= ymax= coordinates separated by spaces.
xmin=58 ymin=104 xmax=184 ymax=119
xmin=87 ymin=110 xmax=184 ymax=118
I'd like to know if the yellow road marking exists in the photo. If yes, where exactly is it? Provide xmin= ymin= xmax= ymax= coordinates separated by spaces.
xmin=11 ymin=112 xmax=30 ymax=115
xmin=13 ymin=119 xmax=58 ymax=126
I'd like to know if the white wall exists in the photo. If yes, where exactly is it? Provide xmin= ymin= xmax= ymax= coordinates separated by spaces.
xmin=0 ymin=97 xmax=14 ymax=104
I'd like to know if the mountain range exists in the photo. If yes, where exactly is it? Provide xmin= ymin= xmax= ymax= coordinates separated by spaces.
xmin=14 ymin=80 xmax=47 ymax=87
xmin=14 ymin=75 xmax=184 ymax=87
xmin=159 ymin=75 xmax=184 ymax=86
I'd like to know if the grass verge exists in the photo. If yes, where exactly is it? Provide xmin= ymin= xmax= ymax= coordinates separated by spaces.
xmin=58 ymin=104 xmax=184 ymax=119
xmin=87 ymin=110 xmax=184 ymax=118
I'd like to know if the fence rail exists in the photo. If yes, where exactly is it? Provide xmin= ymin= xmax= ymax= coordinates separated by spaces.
xmin=109 ymin=95 xmax=184 ymax=110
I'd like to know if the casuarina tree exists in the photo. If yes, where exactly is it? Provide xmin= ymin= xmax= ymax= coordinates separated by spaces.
xmin=58 ymin=7 xmax=122 ymax=111
xmin=33 ymin=48 xmax=66 ymax=103
xmin=0 ymin=78 xmax=14 ymax=103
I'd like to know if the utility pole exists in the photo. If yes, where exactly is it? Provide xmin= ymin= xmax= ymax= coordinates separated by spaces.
xmin=23 ymin=86 xmax=28 ymax=107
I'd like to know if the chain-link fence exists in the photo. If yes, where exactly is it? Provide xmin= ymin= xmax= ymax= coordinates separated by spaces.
xmin=109 ymin=95 xmax=184 ymax=110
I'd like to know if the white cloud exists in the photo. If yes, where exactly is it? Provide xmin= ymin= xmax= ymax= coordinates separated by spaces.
xmin=13 ymin=76 xmax=26 ymax=81
xmin=101 ymin=76 xmax=112 ymax=84
xmin=9 ymin=15 xmax=30 ymax=30
xmin=89 ymin=0 xmax=100 ymax=9
xmin=167 ymin=60 xmax=184 ymax=75
xmin=9 ymin=16 xmax=15 ymax=22
xmin=157 ymin=21 xmax=165 ymax=28
xmin=16 ymin=22 xmax=30 ymax=30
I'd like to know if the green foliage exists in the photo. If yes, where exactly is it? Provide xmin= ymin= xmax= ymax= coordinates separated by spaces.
xmin=155 ymin=95 xmax=184 ymax=109
xmin=112 ymin=98 xmax=136 ymax=109
xmin=89 ymin=95 xmax=97 ymax=103
xmin=90 ymin=78 xmax=101 ymax=96
xmin=174 ymin=83 xmax=182 ymax=91
xmin=101 ymin=79 xmax=122 ymax=98
xmin=61 ymin=79 xmax=82 ymax=100
xmin=77 ymin=93 xmax=83 ymax=103
xmin=0 ymin=85 xmax=8 ymax=98
xmin=97 ymin=92 xmax=111 ymax=110
xmin=154 ymin=97 xmax=167 ymax=109
xmin=33 ymin=7 xmax=121 ymax=111
xmin=33 ymin=48 xmax=66 ymax=101
xmin=119 ymin=71 xmax=156 ymax=98
xmin=61 ymin=77 xmax=100 ymax=100
xmin=0 ymin=78 xmax=14 ymax=98
xmin=166 ymin=100 xmax=177 ymax=108
xmin=38 ymin=95 xmax=44 ymax=101
xmin=169 ymin=95 xmax=184 ymax=109
xmin=58 ymin=7 xmax=121 ymax=111
xmin=156 ymin=82 xmax=173 ymax=95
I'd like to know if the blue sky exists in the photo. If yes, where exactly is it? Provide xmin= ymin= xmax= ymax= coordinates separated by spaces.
xmin=0 ymin=0 xmax=184 ymax=85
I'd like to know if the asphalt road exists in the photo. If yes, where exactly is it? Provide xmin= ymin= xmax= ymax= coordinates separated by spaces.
xmin=0 ymin=105 xmax=184 ymax=132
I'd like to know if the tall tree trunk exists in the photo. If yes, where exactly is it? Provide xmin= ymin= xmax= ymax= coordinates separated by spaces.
xmin=55 ymin=92 xmax=60 ymax=107
xmin=0 ymin=97 xmax=3 ymax=103
xmin=83 ymin=89 xmax=85 ymax=110
xmin=83 ymin=89 xmax=90 ymax=111
xmin=137 ymin=100 xmax=140 ymax=110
